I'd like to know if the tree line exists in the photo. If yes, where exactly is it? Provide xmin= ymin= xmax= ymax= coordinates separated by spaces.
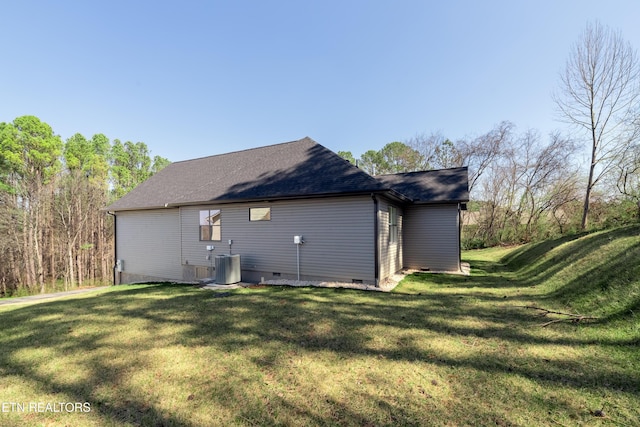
xmin=341 ymin=120 xmax=638 ymax=248
xmin=0 ymin=115 xmax=169 ymax=297
xmin=340 ymin=22 xmax=640 ymax=247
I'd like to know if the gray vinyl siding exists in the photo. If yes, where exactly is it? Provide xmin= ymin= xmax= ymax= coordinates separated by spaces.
xmin=116 ymin=209 xmax=182 ymax=281
xmin=403 ymin=204 xmax=460 ymax=272
xmin=377 ymin=198 xmax=403 ymax=281
xmin=180 ymin=196 xmax=376 ymax=283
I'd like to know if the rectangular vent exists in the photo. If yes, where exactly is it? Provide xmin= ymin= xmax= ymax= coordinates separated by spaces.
xmin=272 ymin=272 xmax=281 ymax=277
xmin=352 ymin=279 xmax=363 ymax=284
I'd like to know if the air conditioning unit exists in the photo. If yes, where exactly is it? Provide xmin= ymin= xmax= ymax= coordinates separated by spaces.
xmin=215 ymin=254 xmax=241 ymax=284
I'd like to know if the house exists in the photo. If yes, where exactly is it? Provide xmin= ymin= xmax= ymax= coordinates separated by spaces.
xmin=105 ymin=137 xmax=469 ymax=286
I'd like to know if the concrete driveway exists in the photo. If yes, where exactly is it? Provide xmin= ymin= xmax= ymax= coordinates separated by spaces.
xmin=0 ymin=286 xmax=111 ymax=307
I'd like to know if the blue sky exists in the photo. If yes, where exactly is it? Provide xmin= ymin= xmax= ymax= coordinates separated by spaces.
xmin=2 ymin=1 xmax=639 ymax=162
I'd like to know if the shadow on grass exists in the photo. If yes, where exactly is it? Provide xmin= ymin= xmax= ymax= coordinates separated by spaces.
xmin=405 ymin=265 xmax=520 ymax=292
xmin=2 ymin=221 xmax=640 ymax=424
xmin=426 ymin=226 xmax=640 ymax=327
xmin=1 ymin=279 xmax=638 ymax=425
xmin=502 ymin=226 xmax=640 ymax=289
xmin=0 ymin=285 xmax=196 ymax=426
xmin=500 ymin=232 xmax=588 ymax=270
xmin=493 ymin=226 xmax=640 ymax=322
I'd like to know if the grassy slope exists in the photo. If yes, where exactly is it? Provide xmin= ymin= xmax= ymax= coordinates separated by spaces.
xmin=502 ymin=225 xmax=640 ymax=320
xmin=0 ymin=226 xmax=638 ymax=426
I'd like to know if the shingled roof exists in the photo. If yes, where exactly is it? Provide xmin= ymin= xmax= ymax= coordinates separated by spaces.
xmin=375 ymin=167 xmax=469 ymax=204
xmin=105 ymin=137 xmax=469 ymax=211
xmin=106 ymin=137 xmax=386 ymax=211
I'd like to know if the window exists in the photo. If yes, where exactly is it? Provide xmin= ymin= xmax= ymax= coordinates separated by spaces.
xmin=389 ymin=206 xmax=398 ymax=244
xmin=250 ymin=207 xmax=271 ymax=221
xmin=199 ymin=209 xmax=221 ymax=241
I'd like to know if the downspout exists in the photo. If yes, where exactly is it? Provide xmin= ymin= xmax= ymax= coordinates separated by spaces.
xmin=296 ymin=243 xmax=300 ymax=281
xmin=371 ymin=194 xmax=380 ymax=287
xmin=107 ymin=211 xmax=117 ymax=285
xmin=458 ymin=203 xmax=462 ymax=272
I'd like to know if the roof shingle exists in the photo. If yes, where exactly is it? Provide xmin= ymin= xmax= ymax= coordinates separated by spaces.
xmin=106 ymin=137 xmax=384 ymax=211
xmin=375 ymin=167 xmax=469 ymax=203
xmin=105 ymin=138 xmax=469 ymax=211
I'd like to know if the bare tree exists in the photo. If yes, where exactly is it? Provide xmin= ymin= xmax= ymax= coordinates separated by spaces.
xmin=458 ymin=121 xmax=514 ymax=195
xmin=554 ymin=21 xmax=640 ymax=230
xmin=407 ymin=122 xmax=513 ymax=196
xmin=472 ymin=128 xmax=581 ymax=244
xmin=514 ymin=131 xmax=580 ymax=240
xmin=616 ymin=141 xmax=640 ymax=218
xmin=406 ymin=132 xmax=463 ymax=170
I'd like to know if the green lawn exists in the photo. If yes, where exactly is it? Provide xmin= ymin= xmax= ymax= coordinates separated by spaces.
xmin=0 ymin=226 xmax=638 ymax=426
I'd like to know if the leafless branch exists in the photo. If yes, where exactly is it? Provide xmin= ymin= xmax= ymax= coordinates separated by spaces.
xmin=517 ymin=305 xmax=599 ymax=327
xmin=553 ymin=21 xmax=640 ymax=229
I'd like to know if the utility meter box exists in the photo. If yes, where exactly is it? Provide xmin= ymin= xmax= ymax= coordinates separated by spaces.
xmin=115 ymin=259 xmax=124 ymax=272
xmin=294 ymin=235 xmax=303 ymax=245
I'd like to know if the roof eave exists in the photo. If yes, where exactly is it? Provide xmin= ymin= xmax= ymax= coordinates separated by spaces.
xmin=102 ymin=204 xmax=178 ymax=213
xmin=376 ymin=188 xmax=413 ymax=203
xmin=411 ymin=198 xmax=470 ymax=205
xmin=104 ymin=189 xmax=392 ymax=212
